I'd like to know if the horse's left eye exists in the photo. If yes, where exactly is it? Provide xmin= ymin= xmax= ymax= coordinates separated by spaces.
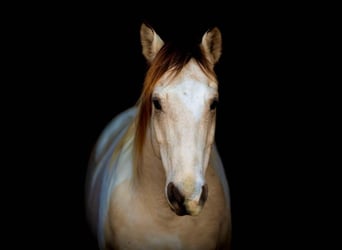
xmin=153 ymin=98 xmax=162 ymax=110
xmin=210 ymin=99 xmax=218 ymax=110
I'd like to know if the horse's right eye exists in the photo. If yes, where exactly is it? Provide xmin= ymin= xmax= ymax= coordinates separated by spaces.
xmin=152 ymin=98 xmax=162 ymax=110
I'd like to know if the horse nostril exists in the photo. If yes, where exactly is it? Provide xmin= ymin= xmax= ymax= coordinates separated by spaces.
xmin=167 ymin=182 xmax=187 ymax=216
xmin=199 ymin=184 xmax=208 ymax=206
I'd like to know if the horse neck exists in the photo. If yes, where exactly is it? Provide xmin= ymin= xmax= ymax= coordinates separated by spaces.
xmin=133 ymin=126 xmax=167 ymax=203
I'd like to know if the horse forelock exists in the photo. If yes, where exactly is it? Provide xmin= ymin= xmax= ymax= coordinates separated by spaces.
xmin=133 ymin=42 xmax=217 ymax=168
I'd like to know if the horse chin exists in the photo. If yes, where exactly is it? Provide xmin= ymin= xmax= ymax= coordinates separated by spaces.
xmin=170 ymin=207 xmax=188 ymax=216
xmin=166 ymin=182 xmax=207 ymax=216
xmin=169 ymin=200 xmax=204 ymax=216
xmin=185 ymin=200 xmax=203 ymax=216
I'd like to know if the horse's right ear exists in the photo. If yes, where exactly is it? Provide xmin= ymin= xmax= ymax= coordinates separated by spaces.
xmin=140 ymin=23 xmax=164 ymax=64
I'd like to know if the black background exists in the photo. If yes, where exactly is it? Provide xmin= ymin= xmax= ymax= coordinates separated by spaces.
xmin=6 ymin=3 xmax=324 ymax=249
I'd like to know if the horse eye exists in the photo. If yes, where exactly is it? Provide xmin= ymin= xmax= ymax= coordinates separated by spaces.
xmin=152 ymin=98 xmax=162 ymax=110
xmin=210 ymin=99 xmax=219 ymax=110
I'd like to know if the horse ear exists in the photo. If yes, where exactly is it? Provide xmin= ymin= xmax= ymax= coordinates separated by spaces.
xmin=140 ymin=23 xmax=164 ymax=63
xmin=200 ymin=27 xmax=222 ymax=65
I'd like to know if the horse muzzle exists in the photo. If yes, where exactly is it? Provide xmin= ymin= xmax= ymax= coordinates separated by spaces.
xmin=166 ymin=182 xmax=208 ymax=216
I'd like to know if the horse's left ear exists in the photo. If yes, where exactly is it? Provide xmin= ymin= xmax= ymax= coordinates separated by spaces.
xmin=200 ymin=27 xmax=222 ymax=65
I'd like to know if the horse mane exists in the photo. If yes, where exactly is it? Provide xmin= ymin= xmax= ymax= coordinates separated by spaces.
xmin=133 ymin=40 xmax=218 ymax=170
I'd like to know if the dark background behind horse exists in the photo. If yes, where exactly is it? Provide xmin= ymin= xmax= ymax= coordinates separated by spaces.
xmin=7 ymin=3 xmax=322 ymax=250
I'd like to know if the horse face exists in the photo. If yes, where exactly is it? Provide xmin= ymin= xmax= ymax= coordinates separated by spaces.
xmin=151 ymin=60 xmax=218 ymax=216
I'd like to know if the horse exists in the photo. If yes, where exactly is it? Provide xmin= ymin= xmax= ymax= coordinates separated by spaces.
xmin=85 ymin=22 xmax=231 ymax=250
